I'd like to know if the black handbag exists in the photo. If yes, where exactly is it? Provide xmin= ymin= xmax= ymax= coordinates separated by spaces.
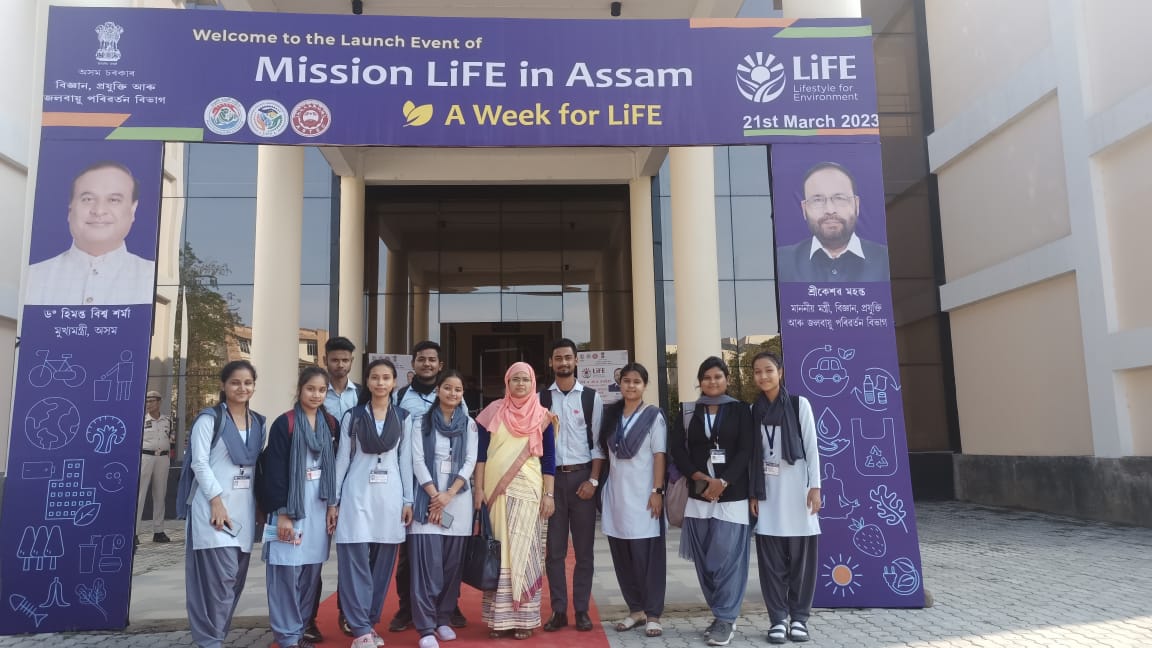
xmin=462 ymin=505 xmax=501 ymax=591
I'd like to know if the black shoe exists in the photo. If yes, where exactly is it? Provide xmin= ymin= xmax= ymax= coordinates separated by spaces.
xmin=339 ymin=611 xmax=353 ymax=636
xmin=542 ymin=612 xmax=568 ymax=632
xmin=450 ymin=606 xmax=467 ymax=628
xmin=302 ymin=622 xmax=323 ymax=643
xmin=152 ymin=532 xmax=171 ymax=543
xmin=575 ymin=612 xmax=593 ymax=632
xmin=389 ymin=611 xmax=412 ymax=632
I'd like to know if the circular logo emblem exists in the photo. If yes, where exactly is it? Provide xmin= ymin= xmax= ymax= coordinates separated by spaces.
xmin=737 ymin=52 xmax=787 ymax=103
xmin=203 ymin=97 xmax=246 ymax=135
xmin=291 ymin=99 xmax=331 ymax=137
xmin=247 ymin=99 xmax=288 ymax=138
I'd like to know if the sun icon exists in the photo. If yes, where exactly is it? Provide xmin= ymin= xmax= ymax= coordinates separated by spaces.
xmin=821 ymin=553 xmax=862 ymax=597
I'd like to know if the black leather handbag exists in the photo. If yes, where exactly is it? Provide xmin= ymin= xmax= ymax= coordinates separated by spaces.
xmin=462 ymin=505 xmax=501 ymax=591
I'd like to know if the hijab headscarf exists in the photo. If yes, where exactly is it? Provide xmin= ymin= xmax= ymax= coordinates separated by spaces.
xmin=475 ymin=362 xmax=551 ymax=457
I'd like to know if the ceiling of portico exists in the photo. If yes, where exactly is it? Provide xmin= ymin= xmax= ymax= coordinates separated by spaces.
xmin=323 ymin=146 xmax=667 ymax=185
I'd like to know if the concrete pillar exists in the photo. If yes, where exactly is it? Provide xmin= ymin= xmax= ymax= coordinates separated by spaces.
xmin=669 ymin=147 xmax=721 ymax=403
xmin=782 ymin=0 xmax=861 ymax=17
xmin=251 ymin=145 xmax=304 ymax=415
xmin=589 ymin=282 xmax=605 ymax=349
xmin=338 ymin=175 xmax=365 ymax=379
xmin=629 ymin=177 xmax=659 ymax=404
xmin=384 ymin=250 xmax=408 ymax=353
xmin=412 ymin=287 xmax=430 ymax=343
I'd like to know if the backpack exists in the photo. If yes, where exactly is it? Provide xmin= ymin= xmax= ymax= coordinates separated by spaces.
xmin=174 ymin=404 xmax=227 ymax=520
xmin=538 ymin=387 xmax=596 ymax=450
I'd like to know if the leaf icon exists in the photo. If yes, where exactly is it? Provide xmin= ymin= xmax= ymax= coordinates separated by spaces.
xmin=402 ymin=101 xmax=433 ymax=127
xmin=837 ymin=348 xmax=856 ymax=361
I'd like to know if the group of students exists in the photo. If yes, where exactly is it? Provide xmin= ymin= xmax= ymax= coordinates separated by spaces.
xmin=179 ymin=337 xmax=822 ymax=648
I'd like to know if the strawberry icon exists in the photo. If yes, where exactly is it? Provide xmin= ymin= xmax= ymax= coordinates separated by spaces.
xmin=849 ymin=518 xmax=886 ymax=557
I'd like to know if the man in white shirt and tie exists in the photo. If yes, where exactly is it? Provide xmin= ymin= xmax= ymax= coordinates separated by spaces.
xmin=24 ymin=161 xmax=155 ymax=305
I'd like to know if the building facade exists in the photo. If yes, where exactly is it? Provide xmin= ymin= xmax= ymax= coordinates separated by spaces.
xmin=3 ymin=0 xmax=1149 ymax=525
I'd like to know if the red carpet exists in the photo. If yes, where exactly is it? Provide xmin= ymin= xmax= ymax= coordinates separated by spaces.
xmin=311 ymin=550 xmax=610 ymax=647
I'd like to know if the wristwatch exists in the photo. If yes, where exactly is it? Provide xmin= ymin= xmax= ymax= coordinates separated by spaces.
xmin=652 ymin=487 xmax=665 ymax=495
xmin=588 ymin=478 xmax=600 ymax=487
xmin=544 ymin=492 xmax=555 ymax=498
xmin=719 ymin=478 xmax=729 ymax=488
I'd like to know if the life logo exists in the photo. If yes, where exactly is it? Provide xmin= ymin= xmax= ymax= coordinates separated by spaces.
xmin=736 ymin=52 xmax=787 ymax=103
xmin=291 ymin=99 xmax=332 ymax=137
xmin=203 ymin=97 xmax=246 ymax=136
xmin=248 ymin=99 xmax=289 ymax=138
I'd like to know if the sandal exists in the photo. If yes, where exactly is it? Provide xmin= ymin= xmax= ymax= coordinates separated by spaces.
xmin=789 ymin=620 xmax=810 ymax=642
xmin=488 ymin=630 xmax=512 ymax=639
xmin=645 ymin=621 xmax=663 ymax=637
xmin=513 ymin=629 xmax=533 ymax=640
xmin=615 ymin=615 xmax=646 ymax=632
xmin=768 ymin=623 xmax=787 ymax=644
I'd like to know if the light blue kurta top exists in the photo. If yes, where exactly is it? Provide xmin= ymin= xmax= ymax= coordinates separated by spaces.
xmin=332 ymin=405 xmax=414 ymax=544
xmin=264 ymin=447 xmax=332 ymax=566
xmin=187 ymin=410 xmax=256 ymax=552
xmin=409 ymin=415 xmax=479 ymax=537
xmin=602 ymin=405 xmax=667 ymax=540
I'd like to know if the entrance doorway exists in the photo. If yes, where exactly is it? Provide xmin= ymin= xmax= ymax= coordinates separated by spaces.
xmin=365 ymin=186 xmax=636 ymax=379
xmin=441 ymin=321 xmax=560 ymax=411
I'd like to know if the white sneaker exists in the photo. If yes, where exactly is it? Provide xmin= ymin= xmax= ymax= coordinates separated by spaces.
xmin=435 ymin=625 xmax=457 ymax=641
xmin=372 ymin=630 xmax=385 ymax=647
xmin=352 ymin=633 xmax=376 ymax=648
xmin=418 ymin=635 xmax=440 ymax=648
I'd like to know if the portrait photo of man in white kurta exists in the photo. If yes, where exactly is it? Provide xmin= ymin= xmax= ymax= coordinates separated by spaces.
xmin=24 ymin=161 xmax=155 ymax=306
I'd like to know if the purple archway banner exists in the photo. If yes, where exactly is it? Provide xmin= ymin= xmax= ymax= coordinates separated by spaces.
xmin=771 ymin=142 xmax=924 ymax=607
xmin=41 ymin=7 xmax=878 ymax=147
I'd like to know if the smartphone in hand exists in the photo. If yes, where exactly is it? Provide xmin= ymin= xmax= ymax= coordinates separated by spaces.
xmin=220 ymin=519 xmax=242 ymax=537
xmin=439 ymin=511 xmax=455 ymax=529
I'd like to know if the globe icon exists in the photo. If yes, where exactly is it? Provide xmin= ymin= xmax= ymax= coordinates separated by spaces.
xmin=25 ymin=397 xmax=80 ymax=451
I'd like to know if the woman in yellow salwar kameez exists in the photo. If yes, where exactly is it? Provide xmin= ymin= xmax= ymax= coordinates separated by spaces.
xmin=472 ymin=362 xmax=557 ymax=640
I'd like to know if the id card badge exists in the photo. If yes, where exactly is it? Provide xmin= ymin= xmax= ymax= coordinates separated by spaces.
xmin=306 ymin=466 xmax=322 ymax=481
xmin=232 ymin=474 xmax=252 ymax=490
xmin=764 ymin=461 xmax=781 ymax=476
xmin=369 ymin=469 xmax=389 ymax=484
xmin=710 ymin=449 xmax=727 ymax=464
xmin=440 ymin=459 xmax=454 ymax=474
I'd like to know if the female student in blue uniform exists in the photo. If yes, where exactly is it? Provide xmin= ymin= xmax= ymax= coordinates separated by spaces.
xmin=330 ymin=358 xmax=414 ymax=648
xmin=409 ymin=370 xmax=479 ymax=648
xmin=599 ymin=362 xmax=668 ymax=638
xmin=185 ymin=360 xmax=266 ymax=648
xmin=749 ymin=352 xmax=821 ymax=644
xmin=257 ymin=366 xmax=338 ymax=648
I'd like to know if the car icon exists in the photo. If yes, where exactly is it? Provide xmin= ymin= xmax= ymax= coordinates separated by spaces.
xmin=809 ymin=357 xmax=848 ymax=384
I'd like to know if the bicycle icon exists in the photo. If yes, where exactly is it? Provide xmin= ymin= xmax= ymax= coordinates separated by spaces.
xmin=28 ymin=351 xmax=87 ymax=388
